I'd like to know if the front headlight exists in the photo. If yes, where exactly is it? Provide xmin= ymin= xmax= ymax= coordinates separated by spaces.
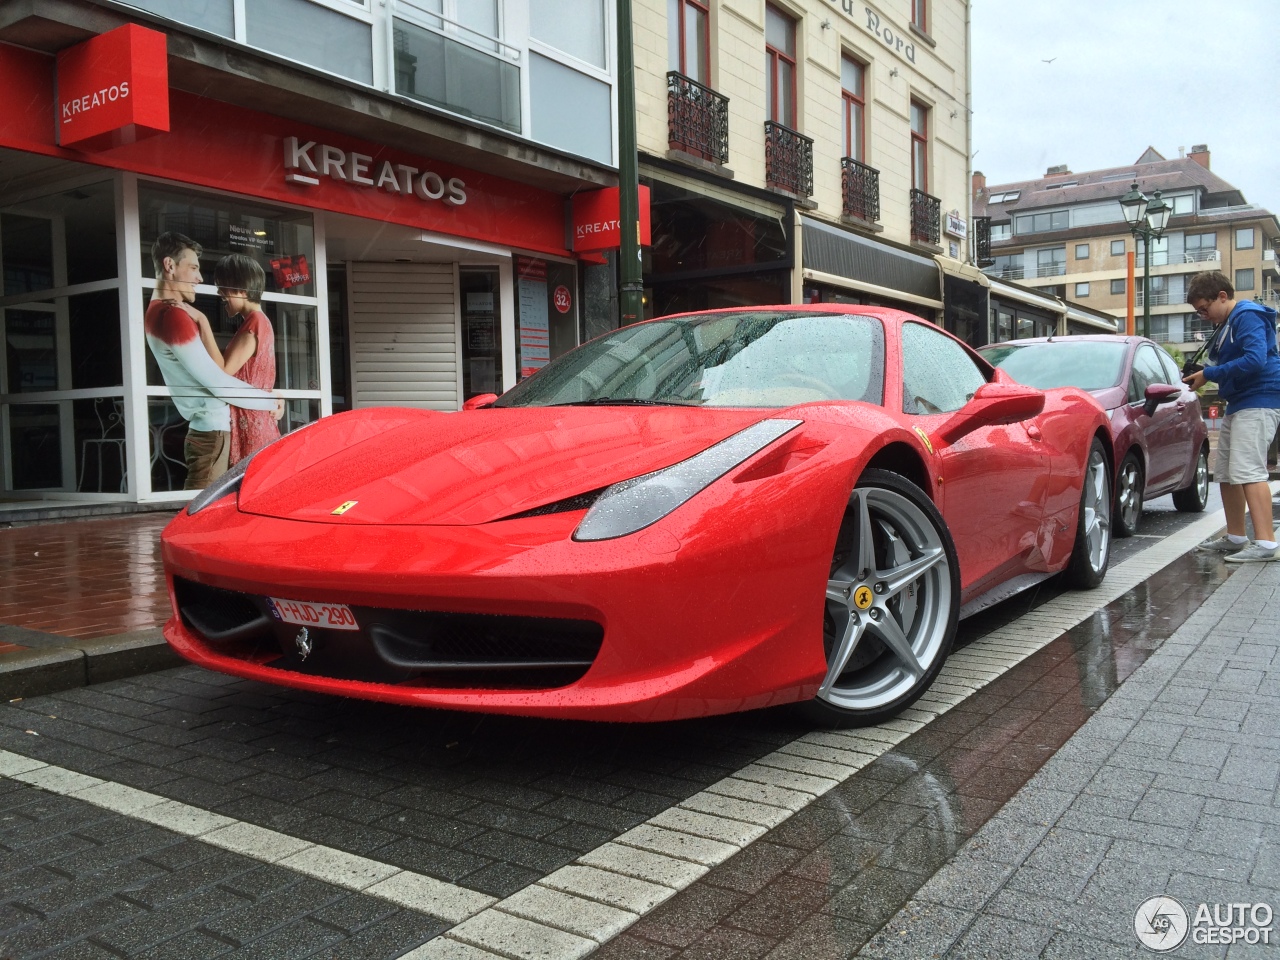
xmin=187 ymin=455 xmax=252 ymax=515
xmin=573 ymin=419 xmax=802 ymax=541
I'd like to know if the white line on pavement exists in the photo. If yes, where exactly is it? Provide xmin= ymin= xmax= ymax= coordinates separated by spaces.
xmin=0 ymin=505 xmax=1238 ymax=959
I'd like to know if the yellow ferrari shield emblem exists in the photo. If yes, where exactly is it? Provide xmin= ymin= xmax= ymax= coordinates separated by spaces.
xmin=853 ymin=585 xmax=874 ymax=610
xmin=913 ymin=426 xmax=934 ymax=455
xmin=332 ymin=500 xmax=359 ymax=516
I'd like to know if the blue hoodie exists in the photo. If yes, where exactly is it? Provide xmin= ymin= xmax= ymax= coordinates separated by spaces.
xmin=1203 ymin=300 xmax=1280 ymax=411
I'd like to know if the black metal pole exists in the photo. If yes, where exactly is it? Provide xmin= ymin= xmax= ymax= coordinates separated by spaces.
xmin=616 ymin=0 xmax=643 ymax=325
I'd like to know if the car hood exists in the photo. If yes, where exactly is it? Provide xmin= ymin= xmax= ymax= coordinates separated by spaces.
xmin=237 ymin=405 xmax=773 ymax=525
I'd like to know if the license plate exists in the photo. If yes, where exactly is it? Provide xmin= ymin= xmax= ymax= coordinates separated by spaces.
xmin=268 ymin=597 xmax=359 ymax=631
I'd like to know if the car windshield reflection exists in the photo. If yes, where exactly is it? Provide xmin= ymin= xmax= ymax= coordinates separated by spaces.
xmin=494 ymin=311 xmax=886 ymax=408
xmin=981 ymin=341 xmax=1129 ymax=391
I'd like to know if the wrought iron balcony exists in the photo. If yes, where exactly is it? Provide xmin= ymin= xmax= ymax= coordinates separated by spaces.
xmin=910 ymin=188 xmax=940 ymax=245
xmin=765 ymin=121 xmax=813 ymax=198
xmin=840 ymin=157 xmax=880 ymax=223
xmin=667 ymin=72 xmax=729 ymax=165
xmin=974 ymin=216 xmax=994 ymax=266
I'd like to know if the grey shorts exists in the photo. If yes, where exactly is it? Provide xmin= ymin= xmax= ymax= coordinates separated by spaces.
xmin=1215 ymin=407 xmax=1280 ymax=484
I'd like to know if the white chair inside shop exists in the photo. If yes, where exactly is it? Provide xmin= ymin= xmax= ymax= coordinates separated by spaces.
xmin=78 ymin=398 xmax=128 ymax=493
xmin=150 ymin=405 xmax=187 ymax=490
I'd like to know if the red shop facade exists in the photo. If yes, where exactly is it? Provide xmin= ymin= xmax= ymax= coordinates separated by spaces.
xmin=0 ymin=26 xmax=609 ymax=504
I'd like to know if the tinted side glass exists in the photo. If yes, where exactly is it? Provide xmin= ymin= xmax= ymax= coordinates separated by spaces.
xmin=901 ymin=322 xmax=987 ymax=415
xmin=1129 ymin=345 xmax=1165 ymax=403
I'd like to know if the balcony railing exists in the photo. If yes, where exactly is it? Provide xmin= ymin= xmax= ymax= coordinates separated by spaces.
xmin=764 ymin=121 xmax=813 ymax=198
xmin=1035 ymin=262 xmax=1067 ymax=278
xmin=1135 ymin=290 xmax=1171 ymax=307
xmin=910 ymin=188 xmax=940 ymax=244
xmin=667 ymin=72 xmax=729 ymax=165
xmin=840 ymin=157 xmax=880 ymax=223
xmin=1182 ymin=248 xmax=1220 ymax=263
xmin=986 ymin=264 xmax=1025 ymax=280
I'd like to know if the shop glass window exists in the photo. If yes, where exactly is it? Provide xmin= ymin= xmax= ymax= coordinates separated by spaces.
xmin=533 ymin=0 xmax=606 ymax=68
xmin=1075 ymin=282 xmax=1090 ymax=298
xmin=1236 ymin=228 xmax=1255 ymax=250
xmin=1110 ymin=279 xmax=1126 ymax=295
xmin=841 ymin=56 xmax=866 ymax=163
xmin=1110 ymin=239 xmax=1125 ymax=256
xmin=6 ymin=403 xmax=62 ymax=490
xmin=910 ymin=100 xmax=928 ymax=192
xmin=514 ymin=258 xmax=579 ymax=383
xmin=668 ymin=0 xmax=709 ymax=83
xmin=995 ymin=308 xmax=1014 ymax=343
xmin=765 ymin=4 xmax=797 ymax=129
xmin=245 ymin=0 xmax=373 ymax=85
xmin=1075 ymin=243 xmax=1089 ymax=260
xmin=902 ymin=321 xmax=985 ymax=415
xmin=1236 ymin=268 xmax=1255 ymax=291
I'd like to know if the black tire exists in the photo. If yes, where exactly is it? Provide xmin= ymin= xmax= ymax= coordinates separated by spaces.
xmin=1114 ymin=452 xmax=1144 ymax=538
xmin=1172 ymin=442 xmax=1211 ymax=513
xmin=798 ymin=469 xmax=961 ymax=728
xmin=1064 ymin=437 xmax=1112 ymax=589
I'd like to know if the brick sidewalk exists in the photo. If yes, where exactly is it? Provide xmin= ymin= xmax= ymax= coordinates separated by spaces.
xmin=0 ymin=514 xmax=175 ymax=641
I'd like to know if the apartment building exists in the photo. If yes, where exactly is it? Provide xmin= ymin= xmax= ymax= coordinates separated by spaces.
xmin=0 ymin=0 xmax=620 ymax=503
xmin=976 ymin=146 xmax=1280 ymax=347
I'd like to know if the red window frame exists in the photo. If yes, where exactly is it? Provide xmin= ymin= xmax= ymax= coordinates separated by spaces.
xmin=911 ymin=0 xmax=927 ymax=33
xmin=910 ymin=99 xmax=928 ymax=192
xmin=765 ymin=4 xmax=797 ymax=129
xmin=841 ymin=55 xmax=865 ymax=162
xmin=670 ymin=0 xmax=710 ymax=84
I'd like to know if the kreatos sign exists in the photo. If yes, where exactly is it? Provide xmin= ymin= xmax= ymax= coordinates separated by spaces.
xmin=570 ymin=185 xmax=652 ymax=253
xmin=56 ymin=24 xmax=169 ymax=148
xmin=283 ymin=137 xmax=467 ymax=206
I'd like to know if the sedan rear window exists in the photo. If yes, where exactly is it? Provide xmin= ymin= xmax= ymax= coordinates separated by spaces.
xmin=495 ymin=312 xmax=885 ymax=408
xmin=981 ymin=341 xmax=1129 ymax=391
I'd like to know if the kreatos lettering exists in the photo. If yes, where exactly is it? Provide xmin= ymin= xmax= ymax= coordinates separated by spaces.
xmin=61 ymin=82 xmax=130 ymax=122
xmin=283 ymin=137 xmax=467 ymax=206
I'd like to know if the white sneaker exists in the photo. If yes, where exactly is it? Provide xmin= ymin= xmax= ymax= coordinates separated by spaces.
xmin=1198 ymin=535 xmax=1247 ymax=553
xmin=1224 ymin=542 xmax=1279 ymax=563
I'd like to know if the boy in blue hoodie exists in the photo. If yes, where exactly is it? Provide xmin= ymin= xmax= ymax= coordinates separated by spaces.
xmin=1184 ymin=270 xmax=1280 ymax=562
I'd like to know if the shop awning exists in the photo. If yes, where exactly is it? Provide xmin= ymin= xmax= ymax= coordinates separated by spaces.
xmin=801 ymin=217 xmax=942 ymax=305
xmin=987 ymin=279 xmax=1063 ymax=315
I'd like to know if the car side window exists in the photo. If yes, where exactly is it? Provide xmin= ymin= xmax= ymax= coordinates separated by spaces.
xmin=901 ymin=322 xmax=987 ymax=415
xmin=1156 ymin=348 xmax=1181 ymax=386
xmin=1129 ymin=345 xmax=1166 ymax=403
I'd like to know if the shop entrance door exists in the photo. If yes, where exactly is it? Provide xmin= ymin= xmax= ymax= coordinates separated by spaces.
xmin=348 ymin=262 xmax=459 ymax=410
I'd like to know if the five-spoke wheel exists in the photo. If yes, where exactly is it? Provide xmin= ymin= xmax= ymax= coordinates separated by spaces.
xmin=1114 ymin=452 xmax=1143 ymax=538
xmin=1065 ymin=437 xmax=1112 ymax=589
xmin=1173 ymin=442 xmax=1210 ymax=513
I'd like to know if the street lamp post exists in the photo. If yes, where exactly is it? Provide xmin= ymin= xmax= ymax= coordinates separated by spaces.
xmin=1119 ymin=182 xmax=1172 ymax=339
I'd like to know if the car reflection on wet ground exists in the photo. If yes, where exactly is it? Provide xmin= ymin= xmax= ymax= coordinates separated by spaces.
xmin=594 ymin=549 xmax=1231 ymax=958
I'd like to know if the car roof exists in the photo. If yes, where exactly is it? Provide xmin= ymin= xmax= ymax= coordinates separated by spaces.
xmin=980 ymin=335 xmax=1145 ymax=348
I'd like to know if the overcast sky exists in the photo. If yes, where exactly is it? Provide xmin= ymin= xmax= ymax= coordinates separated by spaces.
xmin=970 ymin=0 xmax=1279 ymax=217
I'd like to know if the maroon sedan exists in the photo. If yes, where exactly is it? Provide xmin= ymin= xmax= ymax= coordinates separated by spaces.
xmin=980 ymin=336 xmax=1210 ymax=537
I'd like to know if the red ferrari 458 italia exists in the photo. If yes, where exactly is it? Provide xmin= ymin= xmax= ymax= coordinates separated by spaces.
xmin=161 ymin=306 xmax=1113 ymax=726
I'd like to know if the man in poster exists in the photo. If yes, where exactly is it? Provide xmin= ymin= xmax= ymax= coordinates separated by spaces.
xmin=145 ymin=232 xmax=278 ymax=488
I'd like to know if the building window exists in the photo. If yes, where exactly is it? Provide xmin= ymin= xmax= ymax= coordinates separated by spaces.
xmin=1236 ymin=268 xmax=1256 ymax=291
xmin=1035 ymin=247 xmax=1066 ymax=277
xmin=911 ymin=0 xmax=927 ymax=33
xmin=1075 ymin=282 xmax=1090 ymax=298
xmin=1110 ymin=239 xmax=1125 ymax=256
xmin=840 ymin=55 xmax=865 ymax=162
xmin=668 ymin=0 xmax=709 ymax=84
xmin=1172 ymin=194 xmax=1193 ymax=215
xmin=1075 ymin=243 xmax=1089 ymax=259
xmin=1236 ymin=227 xmax=1255 ymax=250
xmin=533 ymin=0 xmax=606 ymax=68
xmin=1014 ymin=210 xmax=1068 ymax=234
xmin=1111 ymin=279 xmax=1126 ymax=295
xmin=990 ymin=222 xmax=1011 ymax=242
xmin=1184 ymin=232 xmax=1217 ymax=262
xmin=984 ymin=254 xmax=1022 ymax=280
xmin=910 ymin=100 xmax=928 ymax=192
xmin=765 ymin=4 xmax=797 ymax=129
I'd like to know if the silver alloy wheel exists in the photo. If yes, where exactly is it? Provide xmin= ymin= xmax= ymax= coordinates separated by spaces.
xmin=1117 ymin=457 xmax=1141 ymax=533
xmin=1193 ymin=446 xmax=1209 ymax=502
xmin=819 ymin=486 xmax=953 ymax=712
xmin=1082 ymin=445 xmax=1111 ymax=575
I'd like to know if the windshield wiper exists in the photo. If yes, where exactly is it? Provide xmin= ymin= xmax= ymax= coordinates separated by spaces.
xmin=554 ymin=397 xmax=696 ymax=407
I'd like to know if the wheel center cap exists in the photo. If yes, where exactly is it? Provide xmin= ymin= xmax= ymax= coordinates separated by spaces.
xmin=853 ymin=585 xmax=874 ymax=610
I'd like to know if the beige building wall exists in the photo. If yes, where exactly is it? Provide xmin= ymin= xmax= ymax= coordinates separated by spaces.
xmin=633 ymin=0 xmax=973 ymax=253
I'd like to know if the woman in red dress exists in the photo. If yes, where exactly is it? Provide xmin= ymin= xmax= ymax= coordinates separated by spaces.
xmin=201 ymin=254 xmax=283 ymax=463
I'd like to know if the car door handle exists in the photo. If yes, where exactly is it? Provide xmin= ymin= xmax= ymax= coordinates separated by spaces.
xmin=1026 ymin=424 xmax=1043 ymax=441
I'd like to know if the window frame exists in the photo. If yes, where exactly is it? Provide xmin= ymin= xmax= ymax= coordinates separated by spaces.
xmin=1235 ymin=267 xmax=1256 ymax=291
xmin=1110 ymin=239 xmax=1126 ymax=256
xmin=911 ymin=0 xmax=927 ymax=33
xmin=668 ymin=0 xmax=710 ymax=84
xmin=1110 ymin=278 xmax=1126 ymax=296
xmin=910 ymin=99 xmax=928 ymax=193
xmin=1075 ymin=282 xmax=1090 ymax=298
xmin=1236 ymin=227 xmax=1255 ymax=250
xmin=840 ymin=54 xmax=866 ymax=163
xmin=765 ymin=4 xmax=798 ymax=129
xmin=1075 ymin=243 xmax=1089 ymax=260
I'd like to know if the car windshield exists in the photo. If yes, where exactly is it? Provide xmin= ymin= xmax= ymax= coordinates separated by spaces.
xmin=980 ymin=341 xmax=1129 ymax=391
xmin=494 ymin=311 xmax=885 ymax=408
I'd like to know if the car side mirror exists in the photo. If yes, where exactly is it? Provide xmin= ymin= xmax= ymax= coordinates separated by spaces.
xmin=1142 ymin=383 xmax=1180 ymax=418
xmin=933 ymin=381 xmax=1046 ymax=447
xmin=462 ymin=393 xmax=498 ymax=411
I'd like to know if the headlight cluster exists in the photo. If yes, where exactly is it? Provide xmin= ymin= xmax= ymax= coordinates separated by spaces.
xmin=573 ymin=419 xmax=802 ymax=541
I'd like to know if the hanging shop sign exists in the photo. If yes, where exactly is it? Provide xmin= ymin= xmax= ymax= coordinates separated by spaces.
xmin=945 ymin=212 xmax=968 ymax=239
xmin=571 ymin=186 xmax=652 ymax=253
xmin=56 ymin=23 xmax=169 ymax=149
